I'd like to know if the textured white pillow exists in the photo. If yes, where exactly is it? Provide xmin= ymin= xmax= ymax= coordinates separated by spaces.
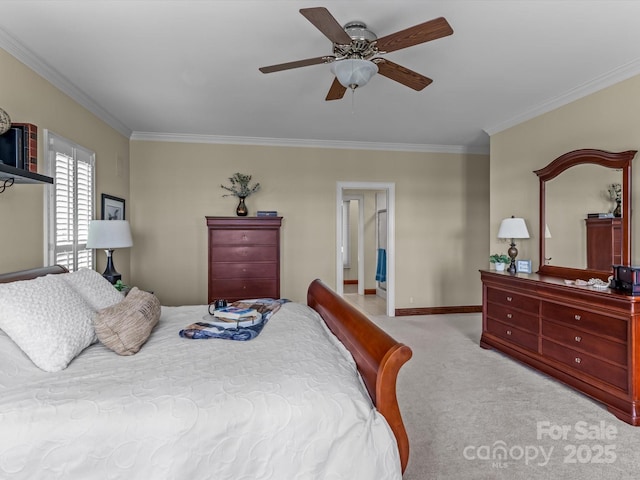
xmin=0 ymin=274 xmax=97 ymax=372
xmin=59 ymin=268 xmax=124 ymax=311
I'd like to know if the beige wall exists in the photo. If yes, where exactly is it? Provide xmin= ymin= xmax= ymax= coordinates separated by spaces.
xmin=0 ymin=49 xmax=130 ymax=275
xmin=130 ymin=141 xmax=490 ymax=306
xmin=1 ymin=45 xmax=490 ymax=310
xmin=490 ymin=74 xmax=640 ymax=270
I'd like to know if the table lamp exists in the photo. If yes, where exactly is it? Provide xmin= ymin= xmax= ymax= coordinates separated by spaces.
xmin=86 ymin=220 xmax=133 ymax=284
xmin=498 ymin=216 xmax=530 ymax=274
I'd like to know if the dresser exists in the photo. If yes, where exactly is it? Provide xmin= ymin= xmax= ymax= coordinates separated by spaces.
xmin=585 ymin=217 xmax=622 ymax=271
xmin=206 ymin=216 xmax=282 ymax=303
xmin=481 ymin=270 xmax=640 ymax=425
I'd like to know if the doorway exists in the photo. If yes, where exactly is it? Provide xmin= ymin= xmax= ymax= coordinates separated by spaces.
xmin=336 ymin=181 xmax=395 ymax=317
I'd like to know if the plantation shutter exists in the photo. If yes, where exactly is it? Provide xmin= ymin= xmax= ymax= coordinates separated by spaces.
xmin=45 ymin=132 xmax=95 ymax=271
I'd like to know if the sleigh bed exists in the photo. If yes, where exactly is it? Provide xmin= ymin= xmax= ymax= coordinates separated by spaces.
xmin=0 ymin=265 xmax=412 ymax=479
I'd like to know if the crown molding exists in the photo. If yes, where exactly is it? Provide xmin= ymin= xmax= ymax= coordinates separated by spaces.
xmin=484 ymin=57 xmax=640 ymax=136
xmin=0 ymin=27 xmax=132 ymax=138
xmin=130 ymin=131 xmax=489 ymax=155
xmin=0 ymin=27 xmax=489 ymax=155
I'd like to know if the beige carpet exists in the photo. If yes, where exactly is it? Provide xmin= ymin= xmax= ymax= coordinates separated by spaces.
xmin=370 ymin=313 xmax=640 ymax=479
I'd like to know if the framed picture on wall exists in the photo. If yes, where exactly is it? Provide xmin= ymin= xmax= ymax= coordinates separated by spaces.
xmin=101 ymin=194 xmax=125 ymax=220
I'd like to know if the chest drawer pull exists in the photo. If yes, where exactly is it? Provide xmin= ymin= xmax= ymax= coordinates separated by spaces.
xmin=506 ymin=330 xmax=512 ymax=336
xmin=506 ymin=296 xmax=513 ymax=302
xmin=575 ymin=357 xmax=582 ymax=364
xmin=574 ymin=336 xmax=582 ymax=343
xmin=574 ymin=314 xmax=581 ymax=321
xmin=506 ymin=313 xmax=513 ymax=319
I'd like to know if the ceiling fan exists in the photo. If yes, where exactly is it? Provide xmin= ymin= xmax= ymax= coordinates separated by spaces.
xmin=259 ymin=7 xmax=454 ymax=101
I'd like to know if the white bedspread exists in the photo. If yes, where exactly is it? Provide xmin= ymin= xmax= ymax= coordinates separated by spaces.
xmin=0 ymin=302 xmax=401 ymax=479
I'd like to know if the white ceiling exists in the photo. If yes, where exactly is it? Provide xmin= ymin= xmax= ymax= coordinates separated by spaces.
xmin=1 ymin=1 xmax=640 ymax=154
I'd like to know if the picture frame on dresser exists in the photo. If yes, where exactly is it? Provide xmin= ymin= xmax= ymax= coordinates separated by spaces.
xmin=516 ymin=259 xmax=532 ymax=273
xmin=101 ymin=194 xmax=125 ymax=220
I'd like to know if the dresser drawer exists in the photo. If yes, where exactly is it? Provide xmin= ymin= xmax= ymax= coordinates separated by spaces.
xmin=210 ymin=245 xmax=278 ymax=263
xmin=486 ymin=288 xmax=539 ymax=314
xmin=542 ymin=320 xmax=627 ymax=366
xmin=541 ymin=302 xmax=627 ymax=341
xmin=486 ymin=318 xmax=538 ymax=352
xmin=210 ymin=229 xmax=278 ymax=245
xmin=209 ymin=279 xmax=279 ymax=300
xmin=487 ymin=302 xmax=538 ymax=333
xmin=542 ymin=339 xmax=627 ymax=391
xmin=210 ymin=262 xmax=278 ymax=279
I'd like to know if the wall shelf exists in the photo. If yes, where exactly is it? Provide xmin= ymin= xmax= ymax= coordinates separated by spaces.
xmin=0 ymin=163 xmax=53 ymax=185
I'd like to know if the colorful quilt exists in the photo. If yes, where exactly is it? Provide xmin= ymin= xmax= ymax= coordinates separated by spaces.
xmin=179 ymin=298 xmax=289 ymax=340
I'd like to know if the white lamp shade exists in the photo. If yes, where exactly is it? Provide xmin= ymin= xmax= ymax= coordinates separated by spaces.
xmin=331 ymin=59 xmax=378 ymax=89
xmin=497 ymin=217 xmax=530 ymax=239
xmin=86 ymin=220 xmax=133 ymax=249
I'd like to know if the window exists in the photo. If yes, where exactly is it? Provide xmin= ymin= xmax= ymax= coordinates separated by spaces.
xmin=45 ymin=131 xmax=95 ymax=271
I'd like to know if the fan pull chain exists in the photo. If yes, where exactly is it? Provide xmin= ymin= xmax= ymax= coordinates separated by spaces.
xmin=350 ymin=87 xmax=360 ymax=114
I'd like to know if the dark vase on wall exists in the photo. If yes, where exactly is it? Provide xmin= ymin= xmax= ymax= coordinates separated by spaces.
xmin=236 ymin=196 xmax=248 ymax=216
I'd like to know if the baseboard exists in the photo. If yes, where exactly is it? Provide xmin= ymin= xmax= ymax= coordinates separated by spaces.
xmin=395 ymin=305 xmax=482 ymax=316
xmin=364 ymin=288 xmax=376 ymax=295
xmin=343 ymin=279 xmax=358 ymax=285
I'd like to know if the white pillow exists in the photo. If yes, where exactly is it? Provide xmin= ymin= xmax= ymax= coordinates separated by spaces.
xmin=0 ymin=274 xmax=97 ymax=372
xmin=59 ymin=268 xmax=124 ymax=311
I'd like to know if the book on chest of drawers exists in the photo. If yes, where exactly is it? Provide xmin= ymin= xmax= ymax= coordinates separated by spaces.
xmin=206 ymin=216 xmax=282 ymax=303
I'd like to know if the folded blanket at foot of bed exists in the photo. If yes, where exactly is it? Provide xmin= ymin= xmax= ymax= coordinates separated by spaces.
xmin=178 ymin=298 xmax=289 ymax=340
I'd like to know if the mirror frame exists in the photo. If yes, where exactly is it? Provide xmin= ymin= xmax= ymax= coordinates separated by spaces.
xmin=534 ymin=148 xmax=636 ymax=280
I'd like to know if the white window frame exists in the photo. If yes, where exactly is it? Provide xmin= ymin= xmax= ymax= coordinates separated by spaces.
xmin=44 ymin=130 xmax=96 ymax=271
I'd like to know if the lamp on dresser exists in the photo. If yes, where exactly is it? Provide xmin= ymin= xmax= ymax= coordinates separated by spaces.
xmin=86 ymin=220 xmax=133 ymax=284
xmin=497 ymin=216 xmax=530 ymax=274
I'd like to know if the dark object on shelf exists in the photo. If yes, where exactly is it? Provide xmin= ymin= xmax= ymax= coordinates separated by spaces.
xmin=611 ymin=265 xmax=640 ymax=294
xmin=12 ymin=123 xmax=38 ymax=173
xmin=0 ymin=127 xmax=23 ymax=168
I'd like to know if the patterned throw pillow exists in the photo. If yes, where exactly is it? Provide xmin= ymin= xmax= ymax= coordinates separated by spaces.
xmin=94 ymin=287 xmax=161 ymax=355
xmin=0 ymin=274 xmax=97 ymax=372
xmin=59 ymin=268 xmax=124 ymax=310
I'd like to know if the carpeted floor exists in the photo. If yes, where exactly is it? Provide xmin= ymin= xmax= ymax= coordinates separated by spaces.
xmin=370 ymin=313 xmax=640 ymax=479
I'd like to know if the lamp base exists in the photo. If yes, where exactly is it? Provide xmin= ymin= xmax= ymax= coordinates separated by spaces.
xmin=507 ymin=242 xmax=518 ymax=274
xmin=102 ymin=249 xmax=121 ymax=285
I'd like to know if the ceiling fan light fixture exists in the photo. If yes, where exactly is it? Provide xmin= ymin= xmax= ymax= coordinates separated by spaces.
xmin=331 ymin=59 xmax=378 ymax=89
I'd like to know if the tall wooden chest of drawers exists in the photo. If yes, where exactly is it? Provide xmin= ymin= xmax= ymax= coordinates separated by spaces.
xmin=585 ymin=217 xmax=622 ymax=271
xmin=481 ymin=270 xmax=640 ymax=426
xmin=206 ymin=216 xmax=282 ymax=303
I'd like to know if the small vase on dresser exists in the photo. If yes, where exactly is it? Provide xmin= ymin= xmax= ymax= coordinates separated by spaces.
xmin=236 ymin=197 xmax=248 ymax=216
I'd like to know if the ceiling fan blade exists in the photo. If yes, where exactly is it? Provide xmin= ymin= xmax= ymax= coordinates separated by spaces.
xmin=376 ymin=60 xmax=433 ymax=91
xmin=300 ymin=7 xmax=352 ymax=45
xmin=376 ymin=17 xmax=453 ymax=53
xmin=259 ymin=56 xmax=334 ymax=73
xmin=326 ymin=77 xmax=347 ymax=101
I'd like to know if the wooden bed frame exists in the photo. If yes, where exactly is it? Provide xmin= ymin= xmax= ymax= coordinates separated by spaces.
xmin=307 ymin=279 xmax=413 ymax=472
xmin=0 ymin=267 xmax=413 ymax=473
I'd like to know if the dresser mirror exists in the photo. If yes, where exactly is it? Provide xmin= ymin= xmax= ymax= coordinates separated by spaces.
xmin=534 ymin=149 xmax=636 ymax=280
